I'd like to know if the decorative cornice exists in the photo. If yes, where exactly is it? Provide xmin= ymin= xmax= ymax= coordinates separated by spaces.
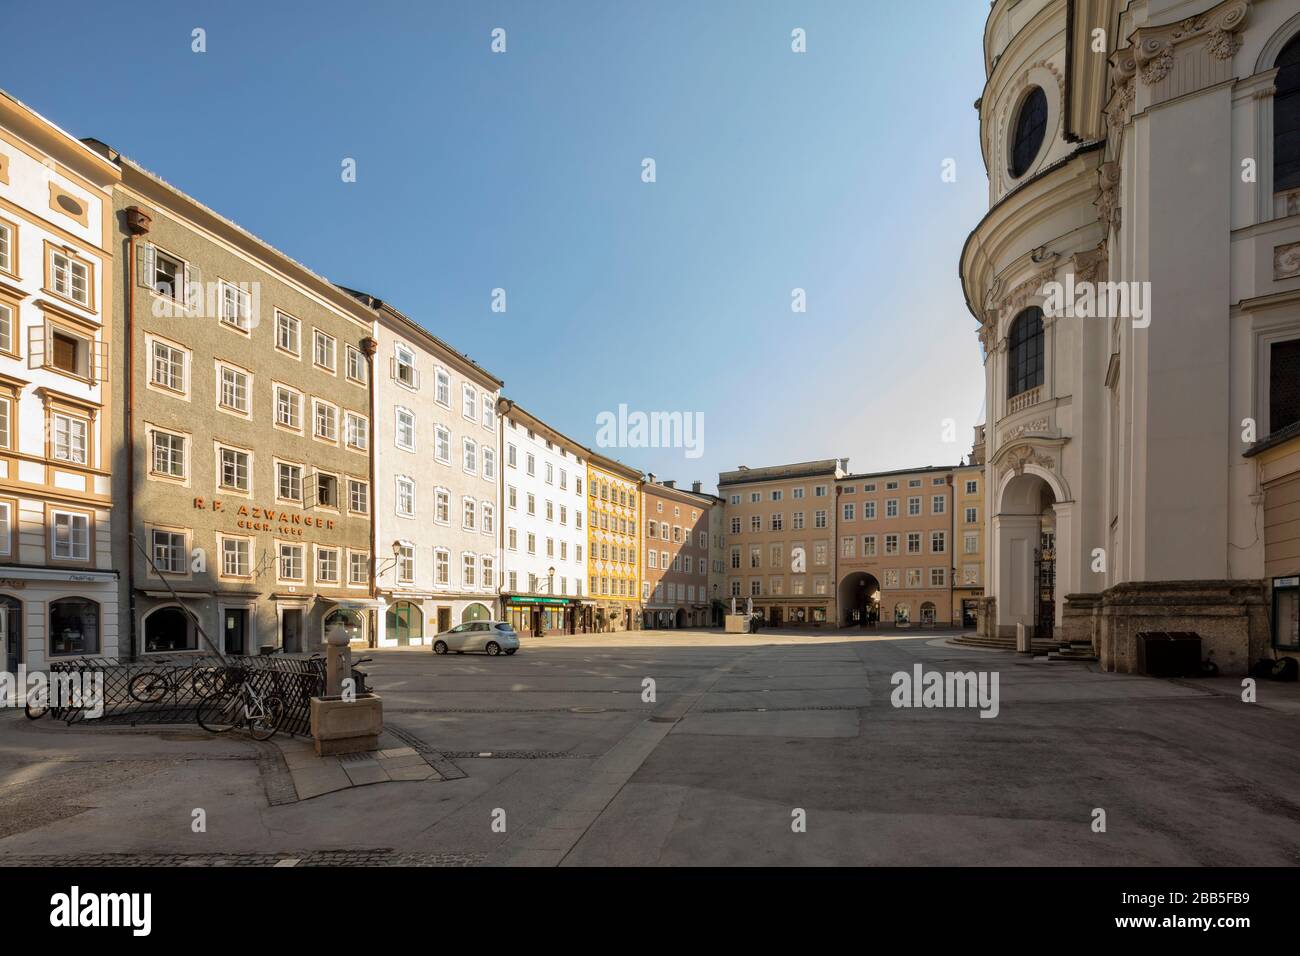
xmin=1130 ymin=0 xmax=1251 ymax=88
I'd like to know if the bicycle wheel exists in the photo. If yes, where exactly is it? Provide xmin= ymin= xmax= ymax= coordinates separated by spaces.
xmin=128 ymin=671 xmax=170 ymax=704
xmin=190 ymin=667 xmax=224 ymax=699
xmin=24 ymin=701 xmax=48 ymax=720
xmin=247 ymin=695 xmax=285 ymax=741
xmin=195 ymin=691 xmax=238 ymax=734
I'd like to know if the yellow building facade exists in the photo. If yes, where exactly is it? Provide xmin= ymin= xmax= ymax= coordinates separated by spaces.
xmin=586 ymin=453 xmax=642 ymax=631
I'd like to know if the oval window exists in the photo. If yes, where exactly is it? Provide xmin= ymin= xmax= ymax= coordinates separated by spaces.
xmin=1009 ymin=86 xmax=1048 ymax=179
xmin=56 ymin=194 xmax=84 ymax=217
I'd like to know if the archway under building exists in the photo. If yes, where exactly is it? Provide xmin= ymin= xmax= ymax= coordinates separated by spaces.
xmin=994 ymin=468 xmax=1061 ymax=640
xmin=837 ymin=572 xmax=880 ymax=628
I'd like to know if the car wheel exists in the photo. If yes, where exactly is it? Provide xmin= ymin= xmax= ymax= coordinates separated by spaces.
xmin=485 ymin=641 xmax=501 ymax=656
xmin=433 ymin=640 xmax=448 ymax=655
xmin=505 ymin=648 xmax=517 ymax=655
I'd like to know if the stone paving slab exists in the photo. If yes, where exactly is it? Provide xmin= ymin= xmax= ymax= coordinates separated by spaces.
xmin=272 ymin=728 xmax=446 ymax=801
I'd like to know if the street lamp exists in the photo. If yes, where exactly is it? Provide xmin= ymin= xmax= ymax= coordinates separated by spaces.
xmin=374 ymin=540 xmax=404 ymax=576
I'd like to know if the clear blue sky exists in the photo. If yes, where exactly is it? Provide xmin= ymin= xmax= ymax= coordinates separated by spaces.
xmin=7 ymin=0 xmax=990 ymax=487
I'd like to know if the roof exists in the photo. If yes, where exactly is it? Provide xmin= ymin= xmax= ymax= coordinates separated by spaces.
xmin=718 ymin=459 xmax=841 ymax=487
xmin=341 ymin=286 xmax=503 ymax=389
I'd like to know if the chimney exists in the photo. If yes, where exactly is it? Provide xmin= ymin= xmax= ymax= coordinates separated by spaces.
xmin=647 ymin=472 xmax=656 ymax=485
xmin=663 ymin=480 xmax=676 ymax=489
xmin=692 ymin=480 xmax=702 ymax=494
xmin=838 ymin=457 xmax=849 ymax=472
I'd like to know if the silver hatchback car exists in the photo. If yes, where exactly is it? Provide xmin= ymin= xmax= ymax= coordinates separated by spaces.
xmin=432 ymin=621 xmax=520 ymax=656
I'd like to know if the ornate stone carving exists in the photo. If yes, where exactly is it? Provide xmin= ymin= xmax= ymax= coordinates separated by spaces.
xmin=1130 ymin=0 xmax=1251 ymax=87
xmin=1275 ymin=242 xmax=1300 ymax=280
xmin=1002 ymin=444 xmax=1057 ymax=477
xmin=1072 ymin=247 xmax=1107 ymax=284
xmin=1002 ymin=418 xmax=1051 ymax=443
xmin=1097 ymin=161 xmax=1122 ymax=234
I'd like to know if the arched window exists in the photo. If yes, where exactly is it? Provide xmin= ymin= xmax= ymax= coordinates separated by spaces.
xmin=1007 ymin=307 xmax=1045 ymax=399
xmin=462 ymin=602 xmax=490 ymax=623
xmin=1276 ymin=35 xmax=1300 ymax=192
xmin=49 ymin=597 xmax=99 ymax=656
xmin=894 ymin=602 xmax=911 ymax=625
xmin=144 ymin=605 xmax=194 ymax=653
xmin=920 ymin=602 xmax=937 ymax=625
xmin=323 ymin=608 xmax=364 ymax=644
xmin=386 ymin=601 xmax=423 ymax=645
xmin=1009 ymin=86 xmax=1048 ymax=179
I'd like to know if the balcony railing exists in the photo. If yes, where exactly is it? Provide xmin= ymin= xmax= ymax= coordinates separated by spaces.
xmin=1007 ymin=385 xmax=1043 ymax=415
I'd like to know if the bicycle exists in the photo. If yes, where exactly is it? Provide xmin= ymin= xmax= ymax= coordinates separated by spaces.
xmin=129 ymin=662 xmax=227 ymax=703
xmin=195 ymin=666 xmax=285 ymax=741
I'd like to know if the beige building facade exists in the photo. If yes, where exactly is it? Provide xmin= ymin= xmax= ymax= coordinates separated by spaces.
xmin=104 ymin=148 xmax=376 ymax=659
xmin=719 ymin=460 xmax=844 ymax=627
xmin=641 ymin=478 xmax=712 ymax=628
xmin=0 ymin=94 xmax=121 ymax=673
xmin=836 ymin=467 xmax=955 ymax=627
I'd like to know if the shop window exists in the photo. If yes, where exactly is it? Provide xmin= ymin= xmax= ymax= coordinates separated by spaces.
xmin=49 ymin=597 xmax=99 ymax=656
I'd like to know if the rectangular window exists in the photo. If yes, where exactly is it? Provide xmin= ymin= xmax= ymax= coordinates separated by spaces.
xmin=393 ymin=344 xmax=417 ymax=387
xmin=435 ymin=368 xmax=451 ymax=407
xmin=219 ymin=281 xmax=250 ymax=331
xmin=908 ymin=497 xmax=921 ymax=516
xmin=396 ymin=408 xmax=416 ymax=451
xmin=0 ymin=221 xmax=12 ymax=274
xmin=863 ymin=535 xmax=877 ymax=557
xmin=907 ymin=532 xmax=921 ymax=554
xmin=435 ymin=550 xmax=450 ymax=585
xmin=279 ymin=543 xmax=304 ymax=581
xmin=151 ymin=529 xmax=186 ymax=574
xmin=346 ymin=412 xmax=369 ymax=450
xmin=277 ymin=462 xmax=303 ymax=501
xmin=275 ymin=386 xmax=302 ymax=430
xmin=347 ymin=345 xmax=368 ymax=384
xmin=396 ymin=544 xmax=415 ymax=584
xmin=350 ymin=552 xmax=369 ymax=586
xmin=151 ymin=341 xmax=186 ymax=392
xmin=318 ymin=547 xmax=340 ymax=584
xmin=435 ymin=425 xmax=451 ymax=463
xmin=222 ymin=537 xmax=251 ymax=577
xmin=313 ymin=401 xmax=338 ymax=442
xmin=930 ymin=567 xmax=946 ymax=588
xmin=219 ymin=365 xmax=250 ymax=414
xmin=932 ymin=495 xmax=946 ymax=515
xmin=930 ymin=530 xmax=946 ymax=553
xmin=462 ymin=384 xmax=478 ymax=422
xmin=52 ymin=511 xmax=90 ymax=560
xmin=276 ymin=311 xmax=300 ymax=355
xmin=316 ymin=473 xmax=338 ymax=509
xmin=313 ymin=330 xmax=337 ymax=371
xmin=348 ymin=479 xmax=369 ymax=514
xmin=150 ymin=429 xmax=184 ymax=477
xmin=396 ymin=477 xmax=415 ymax=517
xmin=51 ymin=249 xmax=90 ymax=306
xmin=965 ymin=507 xmax=978 ymax=524
xmin=435 ymin=489 xmax=450 ymax=524
xmin=219 ymin=446 xmax=250 ymax=492
xmin=965 ymin=480 xmax=978 ymax=495
xmin=462 ymin=553 xmax=476 ymax=588
xmin=463 ymin=438 xmax=477 ymax=473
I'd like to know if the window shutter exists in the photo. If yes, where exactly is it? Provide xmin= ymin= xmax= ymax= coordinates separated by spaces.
xmin=27 ymin=323 xmax=43 ymax=371
xmin=181 ymin=262 xmax=194 ymax=314
xmin=137 ymin=243 xmax=154 ymax=289
xmin=94 ymin=340 xmax=110 ymax=383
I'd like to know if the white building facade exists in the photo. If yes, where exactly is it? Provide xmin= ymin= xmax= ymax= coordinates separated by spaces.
xmin=0 ymin=94 xmax=121 ymax=673
xmin=961 ymin=0 xmax=1299 ymax=672
xmin=497 ymin=400 xmax=590 ymax=635
xmin=360 ymin=295 xmax=502 ymax=646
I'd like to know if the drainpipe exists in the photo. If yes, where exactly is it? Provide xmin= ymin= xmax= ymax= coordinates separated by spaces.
xmin=123 ymin=206 xmax=152 ymax=661
xmin=362 ymin=333 xmax=378 ymax=647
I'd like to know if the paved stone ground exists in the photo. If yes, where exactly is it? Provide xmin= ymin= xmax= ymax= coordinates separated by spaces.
xmin=0 ymin=627 xmax=1297 ymax=866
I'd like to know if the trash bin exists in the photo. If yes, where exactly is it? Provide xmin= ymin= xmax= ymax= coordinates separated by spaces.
xmin=1136 ymin=632 xmax=1201 ymax=677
